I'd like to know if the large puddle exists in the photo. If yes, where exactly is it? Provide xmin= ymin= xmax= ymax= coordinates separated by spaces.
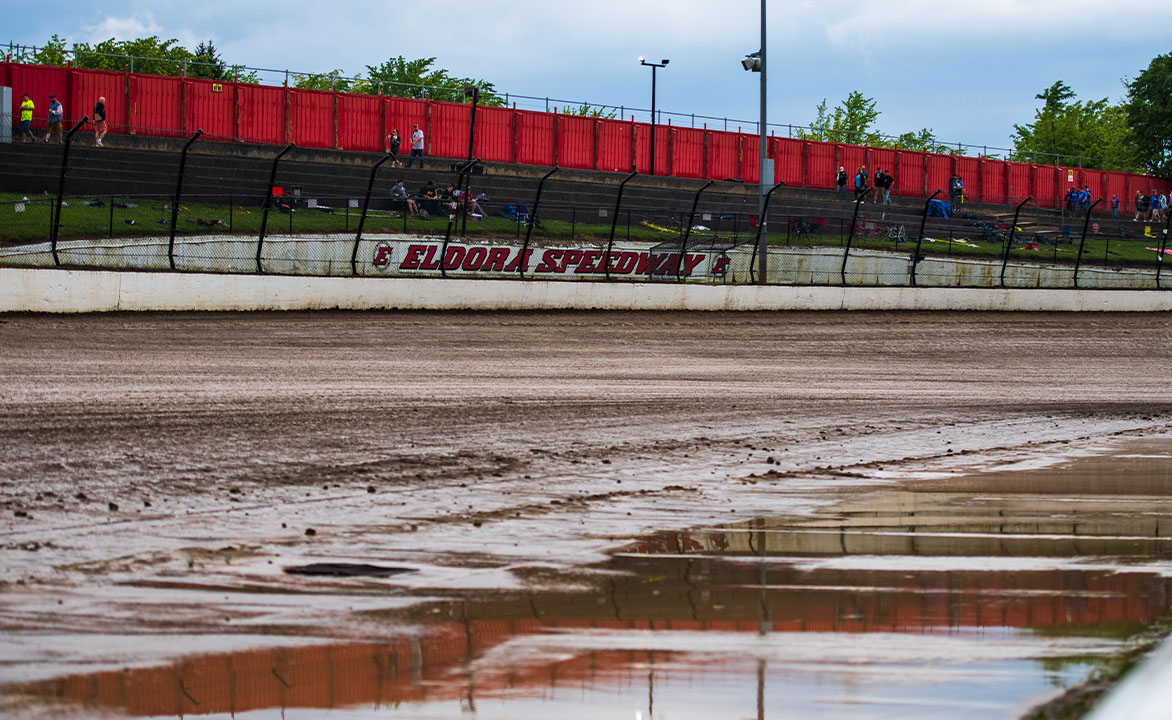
xmin=5 ymin=441 xmax=1172 ymax=719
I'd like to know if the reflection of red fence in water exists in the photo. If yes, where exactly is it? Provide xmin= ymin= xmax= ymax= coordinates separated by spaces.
xmin=3 ymin=60 xmax=1170 ymax=207
xmin=11 ymin=566 xmax=1167 ymax=717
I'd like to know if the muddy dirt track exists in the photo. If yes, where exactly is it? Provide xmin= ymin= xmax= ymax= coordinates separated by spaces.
xmin=3 ymin=310 xmax=1172 ymax=718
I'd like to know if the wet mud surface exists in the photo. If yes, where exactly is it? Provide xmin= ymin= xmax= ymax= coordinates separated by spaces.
xmin=2 ymin=311 xmax=1172 ymax=718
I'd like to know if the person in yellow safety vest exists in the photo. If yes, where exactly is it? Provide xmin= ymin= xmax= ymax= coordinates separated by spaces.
xmin=18 ymin=93 xmax=35 ymax=142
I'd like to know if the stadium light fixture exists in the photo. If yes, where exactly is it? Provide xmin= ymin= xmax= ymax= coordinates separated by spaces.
xmin=639 ymin=57 xmax=669 ymax=176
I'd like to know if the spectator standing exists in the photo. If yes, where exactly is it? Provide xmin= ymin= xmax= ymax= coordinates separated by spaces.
xmin=881 ymin=170 xmax=894 ymax=206
xmin=1110 ymin=193 xmax=1120 ymax=219
xmin=18 ymin=93 xmax=35 ymax=142
xmin=873 ymin=168 xmax=885 ymax=194
xmin=387 ymin=129 xmax=402 ymax=167
xmin=43 ymin=94 xmax=63 ymax=143
xmin=1134 ymin=191 xmax=1148 ymax=222
xmin=854 ymin=166 xmax=868 ymax=203
xmin=1080 ymin=186 xmax=1092 ymax=217
xmin=406 ymin=123 xmax=425 ymax=168
xmin=93 ymin=96 xmax=108 ymax=146
xmin=835 ymin=166 xmax=848 ymax=201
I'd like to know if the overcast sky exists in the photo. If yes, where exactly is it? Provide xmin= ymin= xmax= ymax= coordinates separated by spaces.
xmin=6 ymin=1 xmax=1169 ymax=154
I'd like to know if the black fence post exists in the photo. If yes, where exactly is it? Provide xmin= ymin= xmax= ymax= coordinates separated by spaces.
xmin=519 ymin=166 xmax=559 ymax=280
xmin=352 ymin=152 xmax=394 ymax=276
xmin=904 ymin=192 xmax=942 ymax=287
xmin=749 ymin=183 xmax=782 ymax=285
xmin=1157 ymin=211 xmax=1172 ymax=289
xmin=440 ymin=158 xmax=481 ymax=279
xmin=1072 ymin=198 xmax=1103 ymax=289
xmin=257 ymin=143 xmax=295 ymax=275
xmin=50 ymin=116 xmax=89 ymax=266
xmin=1000 ymin=196 xmax=1032 ymax=288
xmin=605 ymin=171 xmax=638 ymax=281
xmin=169 ymin=129 xmax=203 ymax=271
xmin=676 ymin=180 xmax=716 ymax=281
xmin=841 ymin=187 xmax=874 ymax=285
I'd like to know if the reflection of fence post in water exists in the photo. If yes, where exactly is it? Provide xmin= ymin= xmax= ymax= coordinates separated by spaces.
xmin=519 ymin=166 xmax=559 ymax=280
xmin=749 ymin=183 xmax=782 ymax=284
xmin=1000 ymin=196 xmax=1032 ymax=288
xmin=351 ymin=152 xmax=394 ymax=276
xmin=1072 ymin=198 xmax=1103 ymax=288
xmin=169 ymin=129 xmax=203 ymax=270
xmin=841 ymin=187 xmax=873 ymax=285
xmin=605 ymin=171 xmax=638 ymax=281
xmin=677 ymin=179 xmax=715 ymax=282
xmin=50 ymin=116 xmax=89 ymax=266
xmin=912 ymin=189 xmax=942 ymax=286
xmin=257 ymin=143 xmax=295 ymax=275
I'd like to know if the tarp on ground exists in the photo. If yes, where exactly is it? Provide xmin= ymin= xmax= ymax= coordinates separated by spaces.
xmin=927 ymin=199 xmax=952 ymax=218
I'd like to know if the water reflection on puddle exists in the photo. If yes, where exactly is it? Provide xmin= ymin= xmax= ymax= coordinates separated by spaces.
xmin=9 ymin=445 xmax=1172 ymax=718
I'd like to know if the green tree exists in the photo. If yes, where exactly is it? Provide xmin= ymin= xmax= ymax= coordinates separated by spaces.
xmin=877 ymin=128 xmax=956 ymax=154
xmin=358 ymin=56 xmax=504 ymax=105
xmin=1126 ymin=52 xmax=1172 ymax=176
xmin=27 ymin=34 xmax=69 ymax=65
xmin=561 ymin=103 xmax=617 ymax=119
xmin=1010 ymin=81 xmax=1137 ymax=170
xmin=292 ymin=69 xmax=354 ymax=92
xmin=190 ymin=40 xmax=227 ymax=80
xmin=795 ymin=91 xmax=880 ymax=145
xmin=72 ymin=36 xmax=194 ymax=76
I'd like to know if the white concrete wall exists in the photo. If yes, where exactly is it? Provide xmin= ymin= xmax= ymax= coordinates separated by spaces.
xmin=5 ymin=267 xmax=1172 ymax=313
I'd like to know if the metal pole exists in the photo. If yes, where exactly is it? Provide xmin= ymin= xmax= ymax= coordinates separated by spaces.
xmin=841 ymin=187 xmax=874 ymax=285
xmin=650 ymin=66 xmax=656 ymax=176
xmin=1158 ymin=211 xmax=1172 ymax=289
xmin=257 ymin=143 xmax=295 ymax=274
xmin=50 ymin=117 xmax=89 ymax=266
xmin=750 ymin=183 xmax=782 ymax=284
xmin=605 ymin=171 xmax=638 ymax=281
xmin=1072 ymin=198 xmax=1103 ymax=288
xmin=352 ymin=152 xmax=394 ymax=276
xmin=756 ymin=0 xmax=769 ymax=284
xmin=1000 ymin=196 xmax=1031 ymax=288
xmin=169 ymin=130 xmax=203 ymax=270
xmin=910 ymin=189 xmax=942 ymax=287
xmin=677 ymin=180 xmax=715 ymax=281
xmin=519 ymin=167 xmax=559 ymax=280
xmin=440 ymin=158 xmax=481 ymax=279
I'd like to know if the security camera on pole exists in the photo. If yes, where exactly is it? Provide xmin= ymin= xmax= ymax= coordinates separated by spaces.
xmin=742 ymin=0 xmax=769 ymax=284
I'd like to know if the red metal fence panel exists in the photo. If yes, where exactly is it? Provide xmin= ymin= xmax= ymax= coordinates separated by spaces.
xmin=288 ymin=88 xmax=333 ymax=149
xmin=895 ymin=151 xmax=926 ymax=197
xmin=1080 ymin=169 xmax=1104 ymax=205
xmin=473 ymin=106 xmax=514 ymax=163
xmin=384 ymin=97 xmax=426 ymax=152
xmin=1006 ymin=161 xmax=1031 ymax=202
xmin=516 ymin=110 xmax=555 ymax=166
xmin=596 ymin=118 xmax=632 ymax=172
xmin=633 ymin=122 xmax=671 ymax=175
xmin=1103 ymin=172 xmax=1127 ymax=210
xmin=955 ymin=156 xmax=979 ymax=202
xmin=237 ymin=84 xmax=284 ymax=145
xmin=980 ymin=159 xmax=1006 ymax=204
xmin=429 ymin=101 xmax=470 ymax=159
xmin=870 ymin=148 xmax=897 ymax=189
xmin=185 ymin=79 xmax=235 ymax=141
xmin=557 ymin=115 xmax=594 ymax=170
xmin=773 ymin=137 xmax=803 ymax=186
xmin=129 ymin=74 xmax=182 ymax=137
xmin=925 ymin=154 xmax=952 ymax=196
xmin=71 ymin=69 xmax=125 ymax=134
xmin=705 ymin=130 xmax=739 ymax=181
xmin=337 ymin=93 xmax=381 ymax=152
xmin=807 ymin=141 xmax=837 ymax=189
xmin=672 ymin=127 xmax=704 ymax=179
xmin=1033 ymin=165 xmax=1059 ymax=207
xmin=6 ymin=62 xmax=69 ymax=128
xmin=740 ymin=134 xmax=760 ymax=184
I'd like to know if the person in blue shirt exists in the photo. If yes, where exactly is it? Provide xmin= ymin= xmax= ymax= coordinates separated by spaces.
xmin=1110 ymin=193 xmax=1120 ymax=219
xmin=854 ymin=166 xmax=868 ymax=203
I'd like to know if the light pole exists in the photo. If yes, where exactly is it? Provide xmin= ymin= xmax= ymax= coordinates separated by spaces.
xmin=639 ymin=57 xmax=669 ymax=175
xmin=742 ymin=0 xmax=768 ymax=283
